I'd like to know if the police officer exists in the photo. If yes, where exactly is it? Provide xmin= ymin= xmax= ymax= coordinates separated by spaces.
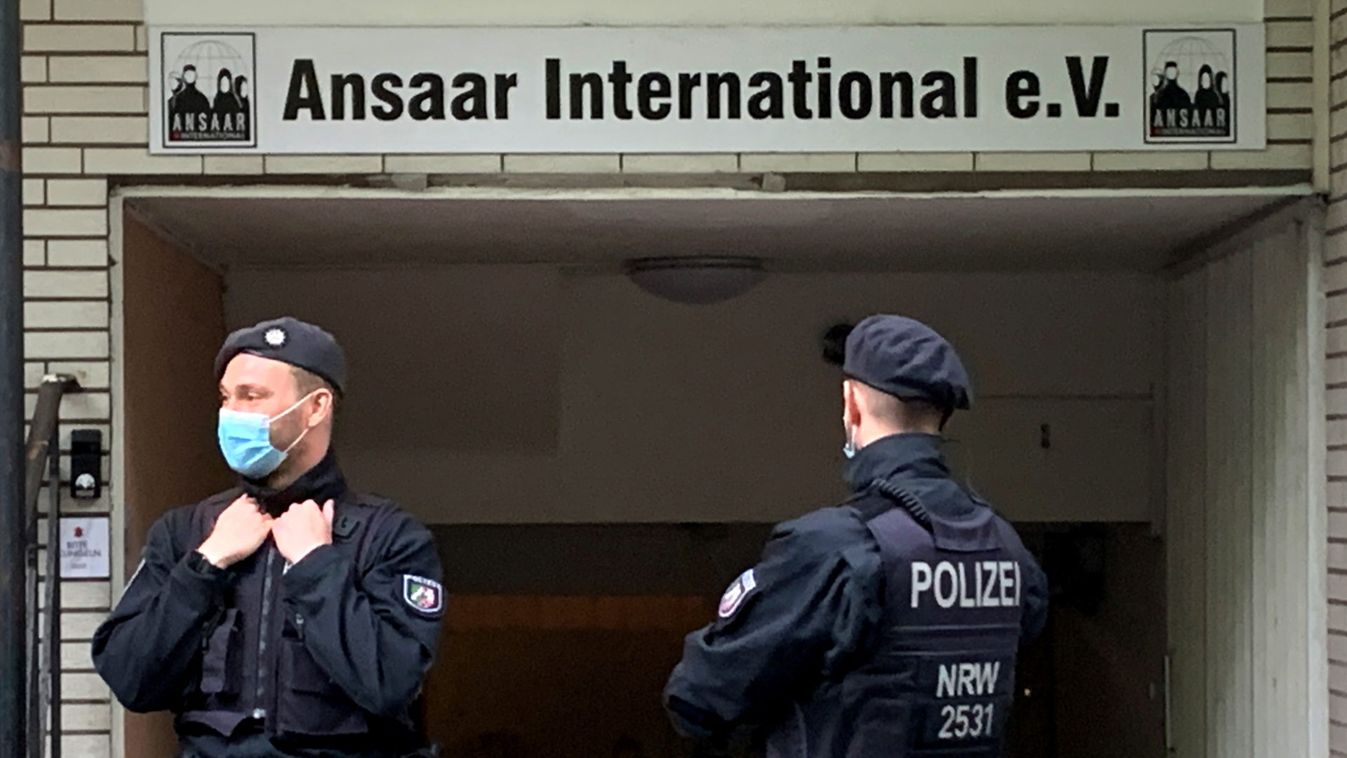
xmin=92 ymin=317 xmax=445 ymax=758
xmin=663 ymin=314 xmax=1048 ymax=757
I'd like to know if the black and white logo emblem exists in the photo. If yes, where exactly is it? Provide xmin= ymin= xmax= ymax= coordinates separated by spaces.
xmin=1144 ymin=29 xmax=1236 ymax=144
xmin=161 ymin=32 xmax=257 ymax=148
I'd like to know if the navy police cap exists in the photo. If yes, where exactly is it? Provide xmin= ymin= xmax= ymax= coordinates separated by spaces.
xmin=214 ymin=316 xmax=347 ymax=396
xmin=842 ymin=314 xmax=971 ymax=412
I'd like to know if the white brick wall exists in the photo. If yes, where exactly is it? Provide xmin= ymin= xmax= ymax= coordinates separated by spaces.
xmin=10 ymin=8 xmax=1321 ymax=758
xmin=1326 ymin=4 xmax=1347 ymax=754
xmin=62 ymin=703 xmax=111 ymax=731
xmin=1269 ymin=113 xmax=1313 ymax=142
xmin=83 ymin=148 xmax=200 ymax=174
xmin=47 ymin=360 xmax=110 ymax=389
xmin=25 ymin=301 xmax=108 ymax=329
xmin=738 ymin=152 xmax=855 ymax=172
xmin=21 ymin=55 xmax=46 ymax=83
xmin=24 ymin=361 xmax=45 ymax=388
xmin=1266 ymin=20 xmax=1314 ymax=46
xmin=23 ymin=240 xmax=45 ymax=266
xmin=23 ymin=178 xmax=45 ymax=206
xmin=48 ymin=56 xmax=148 ymax=84
xmin=24 ymin=85 xmax=144 ymax=114
xmin=24 ymin=146 xmax=80 ymax=173
xmin=47 ymin=239 xmax=108 ymax=266
xmin=20 ymin=0 xmax=50 ymax=22
xmin=58 ymin=611 xmax=107 ymax=640
xmin=60 ymin=673 xmax=110 ymax=702
xmin=23 ymin=25 xmax=135 ymax=52
xmin=1266 ymin=0 xmax=1312 ymax=14
xmin=975 ymin=152 xmax=1091 ymax=172
xmin=22 ymin=331 xmax=110 ymax=361
xmin=1270 ymin=81 xmax=1315 ymax=110
xmin=46 ymin=179 xmax=108 ymax=207
xmin=52 ymin=581 xmax=111 ymax=609
xmin=203 ymin=155 xmax=264 ymax=175
xmin=264 ymin=155 xmax=383 ymax=174
xmin=24 ymin=208 xmax=106 ymax=236
xmin=24 ymin=271 xmax=108 ymax=299
xmin=502 ymin=153 xmax=622 ymax=173
xmin=619 ymin=154 xmax=738 ymax=173
xmin=50 ymin=116 xmax=148 ymax=145
xmin=856 ymin=152 xmax=973 ymax=171
xmin=1211 ymin=144 xmax=1315 ymax=170
xmin=59 ymin=735 xmax=109 ymax=758
xmin=383 ymin=154 xmax=504 ymax=173
xmin=19 ymin=423 xmax=111 ymax=454
xmin=1269 ymin=51 xmax=1313 ymax=78
xmin=53 ymin=0 xmax=144 ymax=22
xmin=23 ymin=116 xmax=49 ymax=144
xmin=33 ymin=487 xmax=111 ymax=516
xmin=22 ymin=389 xmax=110 ymax=419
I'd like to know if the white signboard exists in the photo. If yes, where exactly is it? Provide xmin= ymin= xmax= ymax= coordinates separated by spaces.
xmin=149 ymin=25 xmax=1266 ymax=154
xmin=59 ymin=517 xmax=110 ymax=579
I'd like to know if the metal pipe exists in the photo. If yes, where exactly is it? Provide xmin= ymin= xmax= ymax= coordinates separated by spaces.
xmin=23 ymin=382 xmax=57 ymax=758
xmin=45 ymin=421 xmax=60 ymax=758
xmin=24 ymin=545 xmax=36 ymax=758
xmin=20 ymin=377 xmax=76 ymax=758
xmin=0 ymin=0 xmax=27 ymax=750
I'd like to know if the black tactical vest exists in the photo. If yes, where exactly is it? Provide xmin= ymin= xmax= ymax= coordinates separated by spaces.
xmin=766 ymin=483 xmax=1029 ymax=758
xmin=172 ymin=490 xmax=415 ymax=755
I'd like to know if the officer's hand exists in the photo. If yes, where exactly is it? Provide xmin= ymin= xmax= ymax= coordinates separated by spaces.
xmin=272 ymin=499 xmax=335 ymax=566
xmin=198 ymin=495 xmax=273 ymax=568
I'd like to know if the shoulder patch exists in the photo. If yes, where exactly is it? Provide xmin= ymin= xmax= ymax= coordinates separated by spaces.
xmin=717 ymin=568 xmax=757 ymax=619
xmin=402 ymin=574 xmax=444 ymax=614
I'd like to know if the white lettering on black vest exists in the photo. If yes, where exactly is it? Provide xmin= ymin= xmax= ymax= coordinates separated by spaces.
xmin=911 ymin=560 xmax=1020 ymax=609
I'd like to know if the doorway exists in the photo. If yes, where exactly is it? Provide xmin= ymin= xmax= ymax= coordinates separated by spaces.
xmin=113 ymin=187 xmax=1290 ymax=757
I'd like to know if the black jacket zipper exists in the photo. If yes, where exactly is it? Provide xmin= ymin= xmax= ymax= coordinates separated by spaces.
xmin=252 ymin=544 xmax=276 ymax=722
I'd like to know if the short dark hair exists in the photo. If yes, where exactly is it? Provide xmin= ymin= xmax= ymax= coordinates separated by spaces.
xmin=865 ymin=388 xmax=946 ymax=430
xmin=291 ymin=366 xmax=338 ymax=412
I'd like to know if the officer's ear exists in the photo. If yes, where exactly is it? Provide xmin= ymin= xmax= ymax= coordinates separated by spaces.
xmin=842 ymin=380 xmax=863 ymax=426
xmin=308 ymin=388 xmax=336 ymax=427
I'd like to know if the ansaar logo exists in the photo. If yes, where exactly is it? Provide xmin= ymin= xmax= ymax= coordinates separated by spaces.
xmin=161 ymin=32 xmax=256 ymax=148
xmin=1144 ymin=29 xmax=1236 ymax=143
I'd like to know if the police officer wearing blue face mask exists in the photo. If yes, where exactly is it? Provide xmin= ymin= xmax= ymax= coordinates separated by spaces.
xmin=663 ymin=314 xmax=1049 ymax=758
xmin=92 ymin=317 xmax=445 ymax=758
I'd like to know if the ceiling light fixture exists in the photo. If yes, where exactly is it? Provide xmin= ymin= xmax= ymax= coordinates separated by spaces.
xmin=624 ymin=256 xmax=767 ymax=305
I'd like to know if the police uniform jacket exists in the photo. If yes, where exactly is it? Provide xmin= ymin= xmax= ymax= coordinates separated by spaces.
xmin=91 ymin=451 xmax=445 ymax=758
xmin=663 ymin=433 xmax=1049 ymax=758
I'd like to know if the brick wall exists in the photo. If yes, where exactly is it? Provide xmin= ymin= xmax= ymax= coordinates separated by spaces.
xmin=1329 ymin=0 xmax=1347 ymax=750
xmin=14 ymin=1 xmax=1318 ymax=756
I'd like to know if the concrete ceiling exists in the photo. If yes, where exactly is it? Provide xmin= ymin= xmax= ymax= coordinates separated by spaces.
xmin=129 ymin=191 xmax=1299 ymax=273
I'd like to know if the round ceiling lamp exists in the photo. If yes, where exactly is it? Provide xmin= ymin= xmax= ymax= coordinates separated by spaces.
xmin=624 ymin=256 xmax=767 ymax=305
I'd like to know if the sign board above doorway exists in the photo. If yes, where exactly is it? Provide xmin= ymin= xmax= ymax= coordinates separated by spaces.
xmin=148 ymin=25 xmax=1267 ymax=155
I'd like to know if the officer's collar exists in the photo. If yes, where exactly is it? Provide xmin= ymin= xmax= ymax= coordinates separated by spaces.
xmin=240 ymin=448 xmax=348 ymax=517
xmin=843 ymin=432 xmax=950 ymax=493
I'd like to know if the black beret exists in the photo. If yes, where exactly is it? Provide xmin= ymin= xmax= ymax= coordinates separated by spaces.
xmin=842 ymin=314 xmax=971 ymax=412
xmin=214 ymin=317 xmax=346 ymax=396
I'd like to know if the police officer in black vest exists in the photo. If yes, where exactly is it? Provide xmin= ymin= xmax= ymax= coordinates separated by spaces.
xmin=663 ymin=314 xmax=1048 ymax=757
xmin=92 ymin=317 xmax=445 ymax=757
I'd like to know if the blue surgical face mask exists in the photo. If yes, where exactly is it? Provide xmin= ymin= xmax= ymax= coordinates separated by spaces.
xmin=842 ymin=381 xmax=859 ymax=459
xmin=842 ymin=423 xmax=858 ymax=459
xmin=217 ymin=393 xmax=315 ymax=479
